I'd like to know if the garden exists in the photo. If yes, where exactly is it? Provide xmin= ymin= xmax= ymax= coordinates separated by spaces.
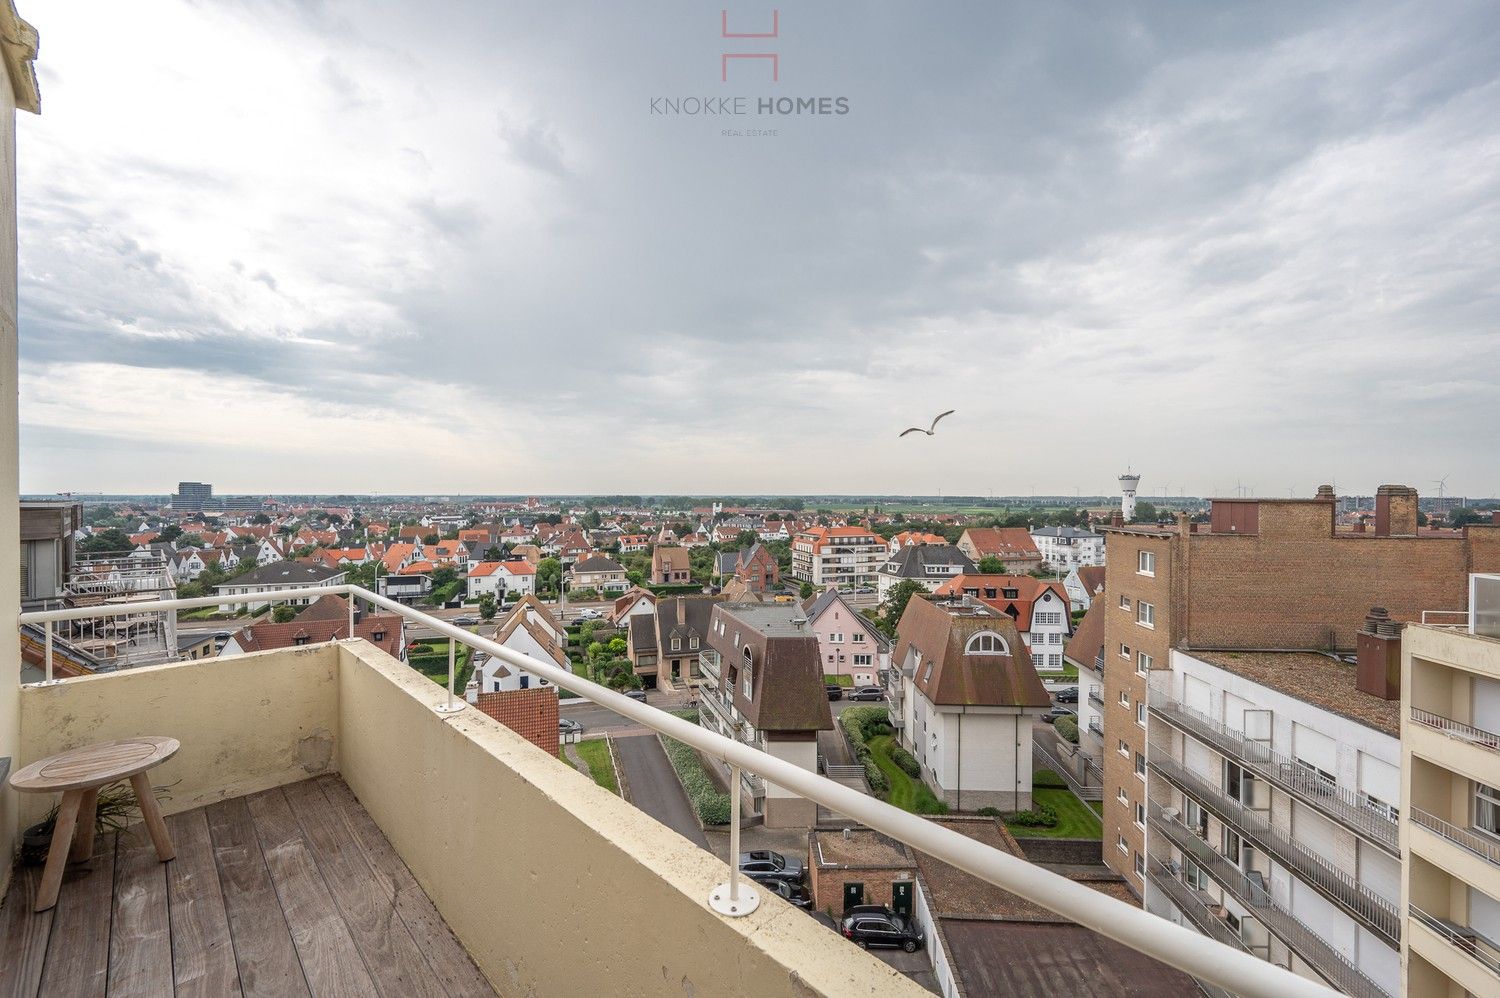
xmin=660 ymin=712 xmax=731 ymax=825
xmin=1001 ymin=769 xmax=1104 ymax=839
xmin=839 ymin=706 xmax=948 ymax=815
xmin=407 ymin=639 xmax=474 ymax=691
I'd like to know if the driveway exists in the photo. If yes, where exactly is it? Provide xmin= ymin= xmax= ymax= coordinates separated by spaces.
xmin=611 ymin=733 xmax=709 ymax=850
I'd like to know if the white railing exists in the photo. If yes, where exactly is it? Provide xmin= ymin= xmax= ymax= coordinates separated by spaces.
xmin=1409 ymin=707 xmax=1500 ymax=753
xmin=1419 ymin=610 xmax=1469 ymax=629
xmin=15 ymin=584 xmax=1336 ymax=998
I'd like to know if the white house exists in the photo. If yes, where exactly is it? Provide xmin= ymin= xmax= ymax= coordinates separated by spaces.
xmin=1029 ymin=526 xmax=1105 ymax=572
xmin=256 ymin=537 xmax=287 ymax=566
xmin=930 ymin=576 xmax=1074 ymax=673
xmin=476 ymin=596 xmax=567 ymax=692
xmin=214 ymin=562 xmax=345 ymax=612
xmin=875 ymin=544 xmax=976 ymax=601
xmin=466 ymin=560 xmax=536 ymax=599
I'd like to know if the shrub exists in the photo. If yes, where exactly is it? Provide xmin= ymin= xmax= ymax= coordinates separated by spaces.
xmin=1054 ymin=717 xmax=1079 ymax=744
xmin=891 ymin=745 xmax=921 ymax=778
xmin=976 ymin=806 xmax=1003 ymax=818
xmin=661 ymin=736 xmax=732 ymax=826
xmin=1008 ymin=803 xmax=1059 ymax=828
xmin=863 ymin=759 xmax=890 ymax=795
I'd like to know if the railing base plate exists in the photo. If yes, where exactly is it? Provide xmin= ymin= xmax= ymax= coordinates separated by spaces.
xmin=708 ymin=882 xmax=760 ymax=917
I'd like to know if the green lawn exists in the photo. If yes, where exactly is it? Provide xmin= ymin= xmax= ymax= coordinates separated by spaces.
xmin=866 ymin=735 xmax=948 ymax=814
xmin=1007 ymin=787 xmax=1104 ymax=839
xmin=408 ymin=640 xmax=474 ymax=691
xmin=574 ymin=739 xmax=619 ymax=796
xmin=1036 ymin=662 xmax=1079 ymax=680
xmin=823 ymin=674 xmax=854 ymax=687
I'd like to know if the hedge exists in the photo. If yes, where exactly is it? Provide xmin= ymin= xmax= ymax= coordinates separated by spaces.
xmin=891 ymin=744 xmax=921 ymax=778
xmin=840 ymin=706 xmax=895 ymax=797
xmin=1008 ymin=803 xmax=1059 ymax=827
xmin=661 ymin=736 xmax=731 ymax=825
xmin=1054 ymin=716 xmax=1079 ymax=744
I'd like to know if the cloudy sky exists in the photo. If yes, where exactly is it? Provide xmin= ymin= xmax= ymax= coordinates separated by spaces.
xmin=16 ymin=1 xmax=1500 ymax=497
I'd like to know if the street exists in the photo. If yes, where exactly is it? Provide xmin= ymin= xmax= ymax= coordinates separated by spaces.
xmin=610 ymin=732 xmax=709 ymax=850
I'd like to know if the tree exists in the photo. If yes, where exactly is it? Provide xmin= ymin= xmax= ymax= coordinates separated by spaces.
xmin=1132 ymin=501 xmax=1159 ymax=523
xmin=1450 ymin=507 xmax=1481 ymax=527
xmin=799 ymin=581 xmax=815 ymax=600
xmin=250 ymin=513 xmax=272 ymax=525
xmin=271 ymin=606 xmax=297 ymax=623
xmin=79 ymin=528 xmax=132 ymax=554
xmin=536 ymin=557 xmax=562 ymax=594
xmin=478 ymin=592 xmax=497 ymax=621
xmin=483 ymin=545 xmax=503 ymax=561
xmin=881 ymin=580 xmax=927 ymax=635
xmin=158 ymin=524 xmax=184 ymax=543
xmin=977 ymin=556 xmax=1007 ymax=574
xmin=734 ymin=530 xmax=758 ymax=548
xmin=582 ymin=509 xmax=602 ymax=530
xmin=423 ymin=533 xmax=440 ymax=545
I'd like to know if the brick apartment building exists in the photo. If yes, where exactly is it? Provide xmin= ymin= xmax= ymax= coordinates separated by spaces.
xmin=1098 ymin=484 xmax=1500 ymax=891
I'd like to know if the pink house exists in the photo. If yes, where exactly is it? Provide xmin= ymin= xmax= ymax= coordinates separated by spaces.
xmin=801 ymin=587 xmax=891 ymax=686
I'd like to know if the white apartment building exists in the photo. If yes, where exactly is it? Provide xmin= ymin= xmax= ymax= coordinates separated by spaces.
xmin=1143 ymin=646 xmax=1402 ymax=997
xmin=1402 ymin=573 xmax=1500 ymax=998
xmin=1030 ymin=526 xmax=1105 ymax=571
xmin=791 ymin=526 xmax=886 ymax=588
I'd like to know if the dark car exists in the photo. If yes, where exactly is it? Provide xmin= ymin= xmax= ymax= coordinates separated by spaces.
xmin=1054 ymin=687 xmax=1079 ymax=704
xmin=559 ymin=717 xmax=583 ymax=736
xmin=825 ymin=684 xmax=844 ymax=701
xmin=623 ymin=690 xmax=648 ymax=703
xmin=1043 ymin=706 xmax=1075 ymax=724
xmin=840 ymin=906 xmax=924 ymax=952
xmin=451 ymin=615 xmax=479 ymax=626
xmin=847 ymin=686 xmax=884 ymax=702
xmin=738 ymin=850 xmax=805 ymax=886
xmin=770 ymin=880 xmax=814 ymax=909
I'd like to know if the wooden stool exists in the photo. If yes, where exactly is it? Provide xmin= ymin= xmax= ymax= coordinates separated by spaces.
xmin=9 ymin=736 xmax=180 ymax=912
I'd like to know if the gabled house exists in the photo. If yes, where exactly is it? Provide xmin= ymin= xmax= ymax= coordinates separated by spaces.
xmin=802 ymin=587 xmax=891 ymax=686
xmin=955 ymin=527 xmax=1044 ymax=572
xmin=1063 ymin=564 xmax=1106 ymax=612
xmin=714 ymin=543 xmax=780 ymax=593
xmin=650 ymin=545 xmax=692 ymax=585
xmin=220 ymin=595 xmax=405 ymax=660
xmin=627 ymin=596 xmax=720 ymax=689
xmin=886 ymin=530 xmax=947 ymax=555
xmin=567 ymin=554 xmax=629 ymax=594
xmin=477 ymin=596 xmax=567 ymax=693
xmin=616 ymin=534 xmax=650 ymax=553
xmin=875 ymin=544 xmax=977 ymax=600
xmin=931 ymin=575 xmax=1074 ymax=672
xmin=466 ymin=560 xmax=536 ymax=599
xmin=610 ymin=587 xmax=656 ymax=627
xmin=214 ymin=561 xmax=346 ymax=612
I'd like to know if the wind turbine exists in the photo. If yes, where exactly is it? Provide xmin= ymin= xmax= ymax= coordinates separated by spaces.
xmin=1434 ymin=475 xmax=1451 ymax=500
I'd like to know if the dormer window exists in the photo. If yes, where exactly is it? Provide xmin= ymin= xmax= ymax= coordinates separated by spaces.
xmin=371 ymin=630 xmax=386 ymax=642
xmin=1002 ymin=588 xmax=1019 ymax=599
xmin=671 ymin=637 xmax=681 ymax=651
xmin=965 ymin=631 xmax=1009 ymax=655
xmin=689 ymin=636 xmax=699 ymax=650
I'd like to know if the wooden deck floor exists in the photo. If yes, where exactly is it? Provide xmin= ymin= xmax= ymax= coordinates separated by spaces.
xmin=0 ymin=775 xmax=496 ymax=997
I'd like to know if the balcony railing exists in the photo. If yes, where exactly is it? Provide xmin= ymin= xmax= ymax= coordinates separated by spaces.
xmin=1150 ymin=696 xmax=1399 ymax=855
xmin=1148 ymin=755 xmax=1401 ymax=945
xmin=1145 ymin=865 xmax=1241 ymax=998
xmin=698 ymin=648 xmax=722 ymax=682
xmin=1409 ymin=707 xmax=1500 ymax=754
xmin=1088 ymin=689 xmax=1104 ymax=708
xmin=1410 ymin=906 xmax=1500 ymax=979
xmin=1154 ymin=811 xmax=1391 ymax=998
xmin=1411 ymin=807 xmax=1500 ymax=868
xmin=1088 ymin=718 xmax=1103 ymax=736
xmin=13 ymin=584 xmax=1338 ymax=998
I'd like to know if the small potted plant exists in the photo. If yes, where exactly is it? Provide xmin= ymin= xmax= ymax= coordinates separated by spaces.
xmin=20 ymin=780 xmax=174 ymax=866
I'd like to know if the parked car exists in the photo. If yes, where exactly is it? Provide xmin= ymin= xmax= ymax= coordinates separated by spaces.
xmin=558 ymin=717 xmax=583 ymax=736
xmin=840 ymin=905 xmax=924 ymax=952
xmin=1043 ymin=706 xmax=1076 ymax=724
xmin=1054 ymin=686 xmax=1079 ymax=703
xmin=738 ymin=850 xmax=805 ymax=886
xmin=576 ymin=608 xmax=603 ymax=620
xmin=770 ymin=880 xmax=814 ymax=910
xmin=847 ymin=686 xmax=884 ymax=702
xmin=451 ymin=615 xmax=478 ymax=626
xmin=623 ymin=689 xmax=648 ymax=703
xmin=825 ymin=684 xmax=844 ymax=701
xmin=855 ymin=586 xmax=875 ymax=594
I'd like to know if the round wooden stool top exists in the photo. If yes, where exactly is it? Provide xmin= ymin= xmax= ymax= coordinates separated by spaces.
xmin=10 ymin=736 xmax=180 ymax=793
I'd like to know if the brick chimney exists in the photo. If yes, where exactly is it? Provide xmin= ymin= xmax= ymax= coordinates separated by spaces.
xmin=1315 ymin=485 xmax=1336 ymax=500
xmin=677 ymin=597 xmax=686 ymax=626
xmin=1109 ymin=511 xmax=1125 ymax=528
xmin=1493 ymin=510 xmax=1500 ymax=526
xmin=1373 ymin=485 xmax=1419 ymax=537
xmin=1355 ymin=607 xmax=1403 ymax=700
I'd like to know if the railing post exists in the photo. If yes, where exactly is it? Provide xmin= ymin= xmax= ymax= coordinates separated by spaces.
xmin=348 ymin=594 xmax=355 ymax=639
xmin=44 ymin=621 xmax=54 ymax=683
xmin=709 ymin=763 xmax=758 ymax=916
xmin=434 ymin=634 xmax=464 ymax=715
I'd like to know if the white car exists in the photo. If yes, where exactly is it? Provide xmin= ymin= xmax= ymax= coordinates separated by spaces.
xmin=575 ymin=608 xmax=603 ymax=620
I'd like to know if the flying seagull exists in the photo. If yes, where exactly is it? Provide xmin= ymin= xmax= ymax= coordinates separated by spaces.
xmin=900 ymin=410 xmax=955 ymax=437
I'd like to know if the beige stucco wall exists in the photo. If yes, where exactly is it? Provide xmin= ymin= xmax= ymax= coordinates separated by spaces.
xmin=335 ymin=641 xmax=921 ymax=997
xmin=16 ymin=644 xmax=340 ymax=827
xmin=0 ymin=35 xmax=21 ymax=894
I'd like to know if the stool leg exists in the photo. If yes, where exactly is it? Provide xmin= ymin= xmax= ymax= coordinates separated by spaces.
xmin=70 ymin=787 xmax=100 ymax=863
xmin=36 ymin=790 xmax=83 ymax=913
xmin=130 ymin=773 xmax=175 ymax=862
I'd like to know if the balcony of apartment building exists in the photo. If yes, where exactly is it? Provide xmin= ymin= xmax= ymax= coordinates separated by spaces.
xmin=1148 ymin=693 xmax=1399 ymax=855
xmin=1146 ymin=752 xmax=1401 ymax=946
xmin=698 ymin=647 xmax=722 ymax=685
xmin=2 ymin=586 xmax=1347 ymax=998
xmin=1149 ymin=806 xmax=1391 ymax=998
xmin=1406 ymin=853 xmax=1500 ymax=998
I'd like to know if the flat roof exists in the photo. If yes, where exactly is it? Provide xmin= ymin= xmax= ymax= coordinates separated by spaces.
xmin=811 ymin=829 xmax=912 ymax=868
xmin=939 ymin=920 xmax=1198 ymax=997
xmin=1190 ymin=650 xmax=1400 ymax=737
xmin=718 ymin=602 xmax=811 ymax=637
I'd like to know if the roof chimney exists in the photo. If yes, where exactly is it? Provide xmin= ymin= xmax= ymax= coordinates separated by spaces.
xmin=1315 ymin=485 xmax=1335 ymax=500
xmin=1355 ymin=607 xmax=1403 ymax=700
xmin=677 ymin=598 xmax=686 ymax=626
xmin=1493 ymin=510 xmax=1500 ymax=526
xmin=1374 ymin=485 xmax=1419 ymax=537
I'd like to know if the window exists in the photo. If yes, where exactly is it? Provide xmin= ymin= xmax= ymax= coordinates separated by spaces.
xmin=1118 ymin=739 xmax=1130 ymax=757
xmin=1119 ymin=643 xmax=1131 ymax=659
xmin=1134 ymin=803 xmax=1145 ymax=828
xmin=1295 ymin=759 xmax=1335 ymax=790
xmin=1134 ymin=753 xmax=1146 ymax=778
xmin=831 ymin=632 xmax=844 ymax=643
xmin=1222 ymin=827 xmax=1244 ymax=866
xmin=1184 ymin=859 xmax=1205 ymax=891
xmin=1119 ymin=689 xmax=1130 ymax=706
xmin=1048 ymin=632 xmax=1062 ymax=644
xmin=1476 ymin=783 xmax=1500 ymax=838
xmin=1365 ymin=794 xmax=1399 ymax=822
xmin=1117 ymin=787 xmax=1128 ymax=803
xmin=1119 ymin=595 xmax=1132 ymax=611
xmin=1117 ymin=834 xmax=1128 ymax=855
xmin=1138 ymin=550 xmax=1156 ymax=576
xmin=1136 ymin=703 xmax=1146 ymax=727
xmin=853 ymin=632 xmax=864 ymax=642
xmin=1048 ymin=654 xmax=1062 ymax=669
xmin=1136 ymin=602 xmax=1155 ymax=627
xmin=1136 ymin=651 xmax=1152 ymax=674
xmin=742 ymin=660 xmax=754 ymax=699
xmin=689 ymin=636 xmax=698 ymax=650
xmin=1035 ymin=611 xmax=1063 ymax=626
xmin=1133 ymin=852 xmax=1145 ymax=877
xmin=923 ymin=663 xmax=933 ymax=683
xmin=854 ymin=654 xmax=872 ymax=666
xmin=671 ymin=637 xmax=681 ymax=651
xmin=965 ymin=631 xmax=1009 ymax=654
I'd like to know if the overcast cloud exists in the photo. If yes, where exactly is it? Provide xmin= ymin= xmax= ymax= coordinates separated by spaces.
xmin=16 ymin=1 xmax=1500 ymax=497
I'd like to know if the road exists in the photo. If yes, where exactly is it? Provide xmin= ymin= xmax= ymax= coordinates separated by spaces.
xmin=611 ymin=732 xmax=709 ymax=850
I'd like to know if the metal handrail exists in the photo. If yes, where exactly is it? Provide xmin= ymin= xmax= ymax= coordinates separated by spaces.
xmin=1409 ymin=707 xmax=1500 ymax=753
xmin=1149 ymin=696 xmax=1399 ymax=854
xmin=15 ymin=585 xmax=1337 ymax=998
xmin=1149 ymin=756 xmax=1401 ymax=944
xmin=1147 ymin=862 xmax=1250 ymax=953
xmin=1088 ymin=690 xmax=1104 ymax=707
xmin=1411 ymin=807 xmax=1500 ymax=867
xmin=1409 ymin=906 xmax=1500 ymax=978
xmin=1154 ymin=812 xmax=1391 ymax=998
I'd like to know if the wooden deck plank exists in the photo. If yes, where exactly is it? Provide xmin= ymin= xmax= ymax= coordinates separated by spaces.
xmin=245 ymin=787 xmax=376 ymax=998
xmin=0 ymin=863 xmax=53 ymax=998
xmin=282 ymin=779 xmax=448 ymax=998
xmin=166 ymin=809 xmax=243 ymax=998
xmin=107 ymin=821 xmax=174 ymax=997
xmin=38 ymin=830 xmax=114 ymax=998
xmin=314 ymin=776 xmax=495 ymax=997
xmin=206 ymin=796 xmax=310 ymax=998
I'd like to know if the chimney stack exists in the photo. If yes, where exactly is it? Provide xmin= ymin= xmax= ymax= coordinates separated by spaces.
xmin=1316 ymin=485 xmax=1336 ymax=500
xmin=677 ymin=597 xmax=686 ymax=626
xmin=1373 ymin=485 xmax=1419 ymax=537
xmin=1493 ymin=510 xmax=1500 ymax=526
xmin=1355 ymin=607 xmax=1403 ymax=700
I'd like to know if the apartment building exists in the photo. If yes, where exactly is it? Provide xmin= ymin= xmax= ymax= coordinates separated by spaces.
xmin=1100 ymin=486 xmax=1500 ymax=894
xmin=791 ymin=525 xmax=886 ymax=587
xmin=1144 ymin=645 xmax=1402 ymax=996
xmin=889 ymin=595 xmax=1052 ymax=810
xmin=1066 ymin=599 xmax=1108 ymax=777
xmin=1031 ymin=525 xmax=1105 ymax=571
xmin=1402 ymin=573 xmax=1500 ymax=998
xmin=697 ymin=603 xmax=833 ymax=827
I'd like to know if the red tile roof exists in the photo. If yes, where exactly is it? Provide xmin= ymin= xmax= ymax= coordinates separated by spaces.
xmin=474 ymin=688 xmax=560 ymax=757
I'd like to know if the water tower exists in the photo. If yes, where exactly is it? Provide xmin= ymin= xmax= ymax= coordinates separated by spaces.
xmin=1119 ymin=471 xmax=1141 ymax=522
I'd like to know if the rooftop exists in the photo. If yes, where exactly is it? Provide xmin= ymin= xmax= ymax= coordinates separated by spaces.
xmin=812 ymin=828 xmax=913 ymax=868
xmin=1191 ymin=649 xmax=1401 ymax=737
